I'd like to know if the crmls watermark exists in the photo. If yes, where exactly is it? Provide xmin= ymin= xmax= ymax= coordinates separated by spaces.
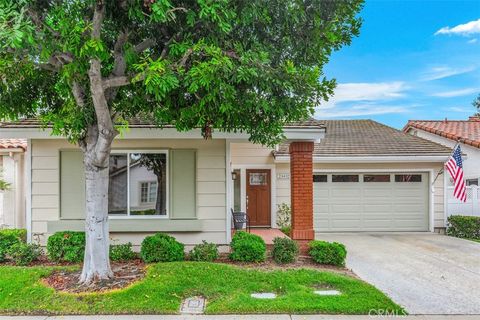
xmin=368 ymin=309 xmax=408 ymax=317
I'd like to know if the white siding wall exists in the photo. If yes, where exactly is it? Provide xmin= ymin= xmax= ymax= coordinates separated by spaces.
xmin=30 ymin=139 xmax=227 ymax=246
xmin=411 ymin=129 xmax=480 ymax=182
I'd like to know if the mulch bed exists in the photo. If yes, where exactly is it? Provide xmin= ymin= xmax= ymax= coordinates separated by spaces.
xmin=42 ymin=260 xmax=146 ymax=294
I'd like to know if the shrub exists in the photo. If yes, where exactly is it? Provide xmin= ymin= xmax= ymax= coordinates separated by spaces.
xmin=110 ymin=242 xmax=137 ymax=261
xmin=189 ymin=241 xmax=219 ymax=262
xmin=309 ymin=240 xmax=347 ymax=266
xmin=7 ymin=242 xmax=41 ymax=266
xmin=447 ymin=215 xmax=480 ymax=240
xmin=276 ymin=203 xmax=291 ymax=229
xmin=271 ymin=237 xmax=299 ymax=264
xmin=0 ymin=229 xmax=26 ymax=262
xmin=140 ymin=233 xmax=184 ymax=263
xmin=229 ymin=231 xmax=266 ymax=262
xmin=47 ymin=231 xmax=85 ymax=263
xmin=280 ymin=226 xmax=291 ymax=236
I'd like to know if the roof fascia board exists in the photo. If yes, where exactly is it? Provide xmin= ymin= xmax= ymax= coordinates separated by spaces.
xmin=0 ymin=127 xmax=325 ymax=142
xmin=274 ymin=155 xmax=451 ymax=163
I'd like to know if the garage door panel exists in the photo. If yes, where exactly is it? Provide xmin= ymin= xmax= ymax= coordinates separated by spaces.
xmin=331 ymin=219 xmax=362 ymax=228
xmin=313 ymin=188 xmax=330 ymax=199
xmin=395 ymin=189 xmax=425 ymax=197
xmin=331 ymin=204 xmax=363 ymax=213
xmin=393 ymin=204 xmax=425 ymax=212
xmin=314 ymin=171 xmax=429 ymax=232
xmin=363 ymin=188 xmax=393 ymax=197
xmin=331 ymin=188 xmax=361 ymax=197
xmin=362 ymin=204 xmax=393 ymax=213
xmin=313 ymin=204 xmax=329 ymax=212
xmin=362 ymin=219 xmax=394 ymax=228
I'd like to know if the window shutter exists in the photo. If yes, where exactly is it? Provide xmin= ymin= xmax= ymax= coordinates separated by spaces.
xmin=60 ymin=150 xmax=85 ymax=219
xmin=170 ymin=149 xmax=197 ymax=219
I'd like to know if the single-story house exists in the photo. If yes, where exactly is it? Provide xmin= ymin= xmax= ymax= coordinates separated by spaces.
xmin=0 ymin=118 xmax=452 ymax=246
xmin=0 ymin=139 xmax=26 ymax=229
xmin=403 ymin=116 xmax=480 ymax=186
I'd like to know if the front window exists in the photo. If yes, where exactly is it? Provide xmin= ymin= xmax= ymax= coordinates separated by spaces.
xmin=108 ymin=151 xmax=168 ymax=217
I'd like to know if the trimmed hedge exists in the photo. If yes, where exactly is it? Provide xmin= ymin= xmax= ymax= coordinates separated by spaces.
xmin=229 ymin=231 xmax=266 ymax=262
xmin=447 ymin=215 xmax=480 ymax=240
xmin=7 ymin=242 xmax=41 ymax=266
xmin=309 ymin=240 xmax=347 ymax=266
xmin=47 ymin=231 xmax=85 ymax=263
xmin=189 ymin=241 xmax=219 ymax=262
xmin=0 ymin=229 xmax=27 ymax=262
xmin=272 ymin=237 xmax=298 ymax=264
xmin=140 ymin=233 xmax=184 ymax=263
xmin=110 ymin=242 xmax=137 ymax=261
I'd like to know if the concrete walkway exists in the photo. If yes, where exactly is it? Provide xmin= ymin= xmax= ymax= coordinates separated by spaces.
xmin=315 ymin=233 xmax=480 ymax=315
xmin=1 ymin=315 xmax=479 ymax=319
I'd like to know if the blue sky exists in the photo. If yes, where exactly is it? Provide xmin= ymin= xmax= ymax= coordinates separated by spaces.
xmin=316 ymin=0 xmax=480 ymax=129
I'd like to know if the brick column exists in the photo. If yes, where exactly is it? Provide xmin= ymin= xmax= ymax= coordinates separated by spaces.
xmin=289 ymin=141 xmax=314 ymax=241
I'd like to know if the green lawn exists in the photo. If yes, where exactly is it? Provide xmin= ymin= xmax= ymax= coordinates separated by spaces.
xmin=0 ymin=262 xmax=402 ymax=315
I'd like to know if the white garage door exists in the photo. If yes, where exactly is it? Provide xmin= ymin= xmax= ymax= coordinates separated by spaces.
xmin=314 ymin=172 xmax=429 ymax=232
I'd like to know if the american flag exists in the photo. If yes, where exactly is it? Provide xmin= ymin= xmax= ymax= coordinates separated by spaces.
xmin=445 ymin=145 xmax=467 ymax=202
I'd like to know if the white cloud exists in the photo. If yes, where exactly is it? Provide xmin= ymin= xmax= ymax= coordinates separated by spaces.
xmin=435 ymin=19 xmax=480 ymax=36
xmin=431 ymin=87 xmax=479 ymax=98
xmin=320 ymin=82 xmax=407 ymax=109
xmin=421 ymin=65 xmax=476 ymax=81
xmin=445 ymin=106 xmax=474 ymax=113
xmin=315 ymin=82 xmax=410 ymax=118
xmin=468 ymin=38 xmax=478 ymax=44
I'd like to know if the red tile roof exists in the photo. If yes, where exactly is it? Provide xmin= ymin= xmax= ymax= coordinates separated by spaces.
xmin=0 ymin=139 xmax=27 ymax=150
xmin=403 ymin=116 xmax=480 ymax=149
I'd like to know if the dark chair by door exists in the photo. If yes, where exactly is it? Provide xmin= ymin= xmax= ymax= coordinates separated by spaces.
xmin=231 ymin=209 xmax=250 ymax=233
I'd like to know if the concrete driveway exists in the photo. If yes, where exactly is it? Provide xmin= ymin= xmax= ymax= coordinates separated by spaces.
xmin=315 ymin=233 xmax=480 ymax=315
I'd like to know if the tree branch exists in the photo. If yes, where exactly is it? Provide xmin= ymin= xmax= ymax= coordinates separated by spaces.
xmin=87 ymin=1 xmax=117 ymax=165
xmin=103 ymin=73 xmax=145 ymax=89
xmin=72 ymin=81 xmax=86 ymax=107
xmin=134 ymin=38 xmax=155 ymax=54
xmin=27 ymin=9 xmax=60 ymax=37
xmin=111 ymin=31 xmax=129 ymax=77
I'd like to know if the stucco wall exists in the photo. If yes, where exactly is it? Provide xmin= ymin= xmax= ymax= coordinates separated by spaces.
xmin=30 ymin=138 xmax=227 ymax=246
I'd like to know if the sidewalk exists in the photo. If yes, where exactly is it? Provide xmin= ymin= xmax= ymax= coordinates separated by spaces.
xmin=1 ymin=315 xmax=479 ymax=320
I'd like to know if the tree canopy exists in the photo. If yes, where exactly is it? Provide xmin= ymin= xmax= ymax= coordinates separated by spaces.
xmin=0 ymin=0 xmax=363 ymax=146
xmin=473 ymin=94 xmax=480 ymax=116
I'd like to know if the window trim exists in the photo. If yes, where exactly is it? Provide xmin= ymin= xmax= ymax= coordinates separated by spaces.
xmin=139 ymin=180 xmax=157 ymax=204
xmin=109 ymin=149 xmax=169 ymax=219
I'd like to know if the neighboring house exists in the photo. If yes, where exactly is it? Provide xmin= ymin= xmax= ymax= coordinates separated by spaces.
xmin=403 ymin=116 xmax=480 ymax=186
xmin=0 ymin=119 xmax=452 ymax=246
xmin=0 ymin=139 xmax=26 ymax=229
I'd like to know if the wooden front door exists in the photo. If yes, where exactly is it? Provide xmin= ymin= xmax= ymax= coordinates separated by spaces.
xmin=246 ymin=169 xmax=271 ymax=226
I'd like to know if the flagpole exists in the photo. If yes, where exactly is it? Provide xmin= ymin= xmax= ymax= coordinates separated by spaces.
xmin=431 ymin=141 xmax=460 ymax=185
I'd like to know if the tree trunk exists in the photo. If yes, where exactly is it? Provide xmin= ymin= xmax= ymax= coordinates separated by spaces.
xmin=79 ymin=152 xmax=114 ymax=284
